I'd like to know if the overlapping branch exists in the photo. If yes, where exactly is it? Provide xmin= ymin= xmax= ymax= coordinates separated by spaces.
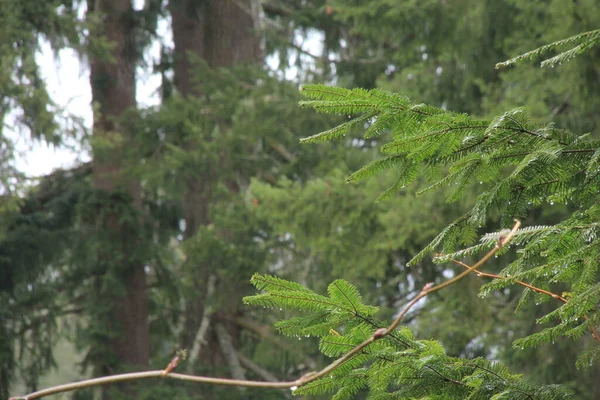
xmin=10 ymin=221 xmax=521 ymax=400
xmin=450 ymin=258 xmax=600 ymax=343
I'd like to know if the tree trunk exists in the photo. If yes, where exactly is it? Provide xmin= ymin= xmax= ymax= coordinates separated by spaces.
xmin=87 ymin=0 xmax=149 ymax=398
xmin=168 ymin=0 xmax=261 ymax=380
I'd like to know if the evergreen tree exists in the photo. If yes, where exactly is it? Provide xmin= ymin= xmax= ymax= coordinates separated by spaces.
xmin=283 ymin=28 xmax=600 ymax=398
xmin=0 ymin=1 xmax=83 ymax=397
xmin=85 ymin=1 xmax=151 ymax=398
xmin=167 ymin=0 xmax=263 ymax=374
xmin=256 ymin=2 xmax=600 ymax=395
xmin=0 ymin=1 xmax=165 ymax=398
xmin=5 ymin=2 xmax=600 ymax=400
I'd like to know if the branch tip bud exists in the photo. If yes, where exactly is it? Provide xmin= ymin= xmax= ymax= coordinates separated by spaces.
xmin=373 ymin=328 xmax=387 ymax=339
xmin=163 ymin=354 xmax=181 ymax=376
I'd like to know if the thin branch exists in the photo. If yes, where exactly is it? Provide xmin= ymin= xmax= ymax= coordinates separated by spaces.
xmin=236 ymin=352 xmax=293 ymax=399
xmin=266 ymin=138 xmax=296 ymax=162
xmin=450 ymin=259 xmax=567 ymax=302
xmin=187 ymin=274 xmax=217 ymax=369
xmin=289 ymin=42 xmax=325 ymax=61
xmin=450 ymin=258 xmax=600 ymax=343
xmin=387 ymin=221 xmax=521 ymax=333
xmin=12 ymin=221 xmax=521 ymax=400
xmin=261 ymin=1 xmax=293 ymax=17
xmin=230 ymin=316 xmax=292 ymax=349
xmin=230 ymin=315 xmax=318 ymax=369
xmin=424 ymin=365 xmax=462 ymax=386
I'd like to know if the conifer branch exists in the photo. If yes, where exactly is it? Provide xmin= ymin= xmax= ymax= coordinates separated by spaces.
xmin=450 ymin=259 xmax=567 ymax=301
xmin=450 ymin=258 xmax=600 ymax=343
xmin=496 ymin=29 xmax=600 ymax=69
xmin=388 ymin=221 xmax=520 ymax=332
xmin=423 ymin=365 xmax=463 ymax=386
xmin=11 ymin=221 xmax=521 ymax=400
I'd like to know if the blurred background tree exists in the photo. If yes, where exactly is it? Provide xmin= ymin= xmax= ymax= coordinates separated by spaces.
xmin=1 ymin=0 xmax=599 ymax=399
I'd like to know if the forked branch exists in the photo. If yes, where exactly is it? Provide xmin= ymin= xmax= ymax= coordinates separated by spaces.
xmin=450 ymin=258 xmax=600 ymax=343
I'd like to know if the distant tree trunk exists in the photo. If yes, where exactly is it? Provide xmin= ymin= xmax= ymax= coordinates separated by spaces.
xmin=594 ymin=366 xmax=600 ymax=400
xmin=168 ymin=0 xmax=261 ymax=378
xmin=87 ymin=0 xmax=148 ymax=398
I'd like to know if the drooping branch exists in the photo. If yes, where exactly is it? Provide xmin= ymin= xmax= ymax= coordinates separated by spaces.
xmin=11 ymin=221 xmax=520 ymax=400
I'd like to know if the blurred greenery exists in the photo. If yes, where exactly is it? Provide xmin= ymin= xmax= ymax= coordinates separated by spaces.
xmin=1 ymin=0 xmax=599 ymax=399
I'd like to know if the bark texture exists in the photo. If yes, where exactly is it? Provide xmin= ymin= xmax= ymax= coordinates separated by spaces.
xmin=168 ymin=0 xmax=262 ymax=381
xmin=87 ymin=0 xmax=148 ymax=397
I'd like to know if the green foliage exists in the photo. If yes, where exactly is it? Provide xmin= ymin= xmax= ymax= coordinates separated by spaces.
xmin=0 ymin=0 xmax=85 ymax=144
xmin=0 ymin=161 xmax=182 ymax=395
xmin=496 ymin=29 xmax=600 ymax=69
xmin=249 ymin=167 xmax=475 ymax=305
xmin=246 ymin=274 xmax=571 ymax=399
xmin=4 ymin=1 xmax=600 ymax=398
xmin=300 ymin=82 xmax=599 ymax=256
xmin=295 ymin=28 xmax=600 ymax=390
xmin=0 ymin=166 xmax=91 ymax=398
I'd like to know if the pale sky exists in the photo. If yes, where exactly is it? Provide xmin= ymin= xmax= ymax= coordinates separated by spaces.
xmin=14 ymin=2 xmax=322 ymax=178
xmin=14 ymin=0 xmax=170 ymax=177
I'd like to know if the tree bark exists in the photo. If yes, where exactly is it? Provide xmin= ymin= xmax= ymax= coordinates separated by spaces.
xmin=87 ymin=0 xmax=148 ymax=398
xmin=168 ymin=0 xmax=262 ymax=381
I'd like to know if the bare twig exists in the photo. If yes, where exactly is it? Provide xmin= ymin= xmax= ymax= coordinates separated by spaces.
xmin=450 ymin=259 xmax=567 ymax=301
xmin=11 ymin=221 xmax=521 ymax=400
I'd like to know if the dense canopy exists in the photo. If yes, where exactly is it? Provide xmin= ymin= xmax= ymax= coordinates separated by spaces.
xmin=2 ymin=1 xmax=600 ymax=399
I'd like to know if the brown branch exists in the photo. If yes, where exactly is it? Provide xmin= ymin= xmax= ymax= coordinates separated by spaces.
xmin=450 ymin=259 xmax=566 ymax=302
xmin=11 ymin=221 xmax=521 ymax=400
xmin=387 ymin=221 xmax=520 ymax=333
xmin=266 ymin=138 xmax=296 ymax=162
xmin=450 ymin=258 xmax=600 ymax=343
xmin=424 ymin=365 xmax=462 ymax=385
xmin=261 ymin=1 xmax=293 ymax=17
xmin=231 ymin=315 xmax=312 ymax=360
xmin=236 ymin=352 xmax=293 ymax=398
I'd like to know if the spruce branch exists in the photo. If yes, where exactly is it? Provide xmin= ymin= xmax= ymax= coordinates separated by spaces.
xmin=11 ymin=221 xmax=521 ymax=399
xmin=388 ymin=221 xmax=521 ymax=332
xmin=449 ymin=258 xmax=600 ymax=343
xmin=496 ymin=29 xmax=600 ymax=69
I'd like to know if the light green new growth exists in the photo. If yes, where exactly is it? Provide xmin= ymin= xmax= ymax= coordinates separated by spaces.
xmin=245 ymin=274 xmax=570 ymax=399
xmin=282 ymin=29 xmax=600 ymax=398
xmin=11 ymin=26 xmax=600 ymax=400
xmin=495 ymin=29 xmax=600 ymax=69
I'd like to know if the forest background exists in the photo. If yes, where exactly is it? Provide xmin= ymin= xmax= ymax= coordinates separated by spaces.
xmin=1 ymin=0 xmax=599 ymax=399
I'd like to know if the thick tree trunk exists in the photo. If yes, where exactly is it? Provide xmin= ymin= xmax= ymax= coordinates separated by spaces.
xmin=593 ymin=366 xmax=600 ymax=400
xmin=168 ymin=0 xmax=261 ymax=380
xmin=170 ymin=0 xmax=261 ymax=94
xmin=87 ymin=0 xmax=149 ymax=397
